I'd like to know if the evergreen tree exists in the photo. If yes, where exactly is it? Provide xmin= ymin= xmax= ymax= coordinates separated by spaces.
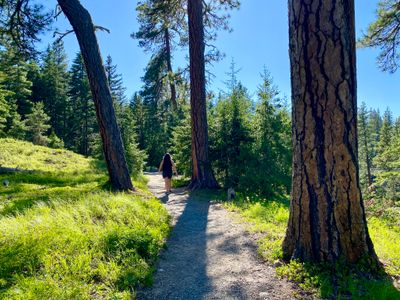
xmin=133 ymin=0 xmax=240 ymax=110
xmin=118 ymin=105 xmax=147 ymax=177
xmin=58 ymin=0 xmax=134 ymax=191
xmin=358 ymin=102 xmax=374 ymax=187
xmin=0 ymin=0 xmax=52 ymax=55
xmin=48 ymin=130 xmax=64 ymax=149
xmin=6 ymin=100 xmax=26 ymax=139
xmin=171 ymin=104 xmax=192 ymax=177
xmin=394 ymin=116 xmax=400 ymax=136
xmin=0 ymin=43 xmax=33 ymax=117
xmin=251 ymin=69 xmax=291 ymax=196
xmin=25 ymin=102 xmax=50 ymax=145
xmin=38 ymin=41 xmax=69 ymax=140
xmin=187 ymin=0 xmax=218 ymax=188
xmin=360 ymin=0 xmax=400 ymax=73
xmin=133 ymin=0 xmax=188 ymax=110
xmin=104 ymin=55 xmax=146 ymax=175
xmin=376 ymin=107 xmax=395 ymax=170
xmin=210 ymin=83 xmax=252 ymax=188
xmin=67 ymin=53 xmax=97 ymax=156
xmin=104 ymin=55 xmax=126 ymax=105
xmin=130 ymin=93 xmax=146 ymax=149
xmin=0 ymin=71 xmax=10 ymax=136
xmin=368 ymin=108 xmax=382 ymax=161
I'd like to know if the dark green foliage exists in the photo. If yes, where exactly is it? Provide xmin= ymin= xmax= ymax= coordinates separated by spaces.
xmin=250 ymin=70 xmax=291 ymax=195
xmin=6 ymin=100 xmax=26 ymax=139
xmin=105 ymin=55 xmax=127 ymax=104
xmin=360 ymin=0 xmax=400 ymax=73
xmin=105 ymin=56 xmax=147 ymax=176
xmin=130 ymin=93 xmax=146 ymax=149
xmin=0 ymin=43 xmax=33 ymax=117
xmin=377 ymin=107 xmax=394 ymax=168
xmin=134 ymin=85 xmax=185 ymax=168
xmin=118 ymin=105 xmax=147 ymax=178
xmin=48 ymin=130 xmax=64 ymax=149
xmin=171 ymin=103 xmax=191 ymax=177
xmin=357 ymin=105 xmax=400 ymax=226
xmin=0 ymin=0 xmax=52 ymax=56
xmin=358 ymin=102 xmax=374 ymax=188
xmin=67 ymin=53 xmax=98 ymax=156
xmin=35 ymin=42 xmax=69 ymax=140
xmin=25 ymin=101 xmax=50 ymax=145
xmin=210 ymin=84 xmax=253 ymax=188
xmin=0 ymin=71 xmax=10 ymax=136
xmin=209 ymin=67 xmax=292 ymax=196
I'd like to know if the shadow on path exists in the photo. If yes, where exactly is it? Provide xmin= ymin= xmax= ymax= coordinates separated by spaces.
xmin=137 ymin=193 xmax=211 ymax=299
xmin=138 ymin=173 xmax=296 ymax=300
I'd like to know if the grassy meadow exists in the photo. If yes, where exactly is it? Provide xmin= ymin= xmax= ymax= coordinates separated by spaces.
xmin=0 ymin=138 xmax=170 ymax=299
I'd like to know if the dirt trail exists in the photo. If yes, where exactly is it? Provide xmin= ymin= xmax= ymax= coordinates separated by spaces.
xmin=137 ymin=173 xmax=297 ymax=300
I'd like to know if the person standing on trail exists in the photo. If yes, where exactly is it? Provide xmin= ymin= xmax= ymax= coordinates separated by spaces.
xmin=158 ymin=153 xmax=177 ymax=193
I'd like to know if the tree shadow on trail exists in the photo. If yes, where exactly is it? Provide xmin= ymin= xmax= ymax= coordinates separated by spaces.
xmin=137 ymin=194 xmax=212 ymax=299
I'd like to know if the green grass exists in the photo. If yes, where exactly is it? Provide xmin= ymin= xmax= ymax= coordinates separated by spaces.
xmin=171 ymin=176 xmax=190 ymax=188
xmin=0 ymin=138 xmax=170 ymax=299
xmin=225 ymin=193 xmax=400 ymax=299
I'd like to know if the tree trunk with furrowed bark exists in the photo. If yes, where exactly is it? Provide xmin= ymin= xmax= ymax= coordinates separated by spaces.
xmin=57 ymin=0 xmax=134 ymax=191
xmin=187 ymin=0 xmax=219 ymax=189
xmin=282 ymin=0 xmax=378 ymax=264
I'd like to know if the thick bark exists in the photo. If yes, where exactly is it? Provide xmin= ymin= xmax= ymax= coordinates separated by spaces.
xmin=283 ymin=0 xmax=378 ymax=263
xmin=187 ymin=0 xmax=219 ymax=189
xmin=164 ymin=28 xmax=177 ymax=110
xmin=57 ymin=0 xmax=134 ymax=191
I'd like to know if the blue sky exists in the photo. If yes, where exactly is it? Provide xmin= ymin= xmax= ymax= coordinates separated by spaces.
xmin=41 ymin=0 xmax=399 ymax=116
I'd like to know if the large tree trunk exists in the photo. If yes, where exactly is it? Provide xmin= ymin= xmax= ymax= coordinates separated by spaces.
xmin=282 ymin=0 xmax=378 ymax=263
xmin=164 ymin=28 xmax=177 ymax=110
xmin=57 ymin=0 xmax=134 ymax=191
xmin=187 ymin=0 xmax=219 ymax=189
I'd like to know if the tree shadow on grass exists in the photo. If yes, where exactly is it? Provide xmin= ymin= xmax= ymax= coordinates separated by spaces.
xmin=0 ymin=170 xmax=107 ymax=217
xmin=283 ymin=258 xmax=400 ymax=299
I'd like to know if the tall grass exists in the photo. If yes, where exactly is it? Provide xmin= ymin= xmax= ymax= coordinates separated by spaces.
xmin=0 ymin=139 xmax=170 ymax=299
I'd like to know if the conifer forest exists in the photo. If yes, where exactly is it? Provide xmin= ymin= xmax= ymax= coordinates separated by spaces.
xmin=0 ymin=0 xmax=400 ymax=299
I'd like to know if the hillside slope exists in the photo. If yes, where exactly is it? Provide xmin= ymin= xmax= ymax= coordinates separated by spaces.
xmin=0 ymin=139 xmax=170 ymax=299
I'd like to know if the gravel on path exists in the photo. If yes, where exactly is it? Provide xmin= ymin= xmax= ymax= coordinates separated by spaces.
xmin=137 ymin=173 xmax=298 ymax=300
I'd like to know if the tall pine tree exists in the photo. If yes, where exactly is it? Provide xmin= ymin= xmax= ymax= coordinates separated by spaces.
xmin=67 ymin=53 xmax=97 ymax=156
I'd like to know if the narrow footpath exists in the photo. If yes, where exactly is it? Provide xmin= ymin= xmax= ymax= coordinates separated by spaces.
xmin=137 ymin=173 xmax=298 ymax=300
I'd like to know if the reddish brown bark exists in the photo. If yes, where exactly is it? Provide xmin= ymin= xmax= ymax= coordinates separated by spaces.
xmin=187 ymin=0 xmax=218 ymax=189
xmin=283 ymin=0 xmax=378 ymax=263
xmin=57 ymin=0 xmax=134 ymax=191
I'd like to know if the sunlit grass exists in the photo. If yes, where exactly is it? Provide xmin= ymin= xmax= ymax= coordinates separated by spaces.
xmin=225 ymin=193 xmax=400 ymax=299
xmin=0 ymin=138 xmax=170 ymax=299
xmin=369 ymin=217 xmax=400 ymax=277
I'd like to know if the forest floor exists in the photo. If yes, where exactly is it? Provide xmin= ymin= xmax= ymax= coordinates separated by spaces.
xmin=137 ymin=173 xmax=304 ymax=300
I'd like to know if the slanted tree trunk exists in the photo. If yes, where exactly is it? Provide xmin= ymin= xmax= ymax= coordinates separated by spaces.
xmin=57 ymin=0 xmax=134 ymax=191
xmin=164 ymin=28 xmax=177 ymax=110
xmin=283 ymin=0 xmax=378 ymax=263
xmin=187 ymin=0 xmax=218 ymax=189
